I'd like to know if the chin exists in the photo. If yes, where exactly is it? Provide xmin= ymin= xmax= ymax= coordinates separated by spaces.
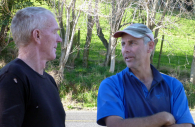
xmin=49 ymin=55 xmax=56 ymax=61
xmin=52 ymin=53 xmax=57 ymax=59
xmin=52 ymin=56 xmax=56 ymax=60
xmin=126 ymin=64 xmax=134 ymax=69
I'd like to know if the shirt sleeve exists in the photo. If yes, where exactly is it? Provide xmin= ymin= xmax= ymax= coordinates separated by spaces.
xmin=170 ymin=78 xmax=195 ymax=125
xmin=97 ymin=77 xmax=125 ymax=126
xmin=0 ymin=73 xmax=26 ymax=127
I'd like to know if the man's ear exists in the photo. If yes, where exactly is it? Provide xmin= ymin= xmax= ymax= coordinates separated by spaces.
xmin=32 ymin=29 xmax=41 ymax=44
xmin=147 ymin=41 xmax=155 ymax=53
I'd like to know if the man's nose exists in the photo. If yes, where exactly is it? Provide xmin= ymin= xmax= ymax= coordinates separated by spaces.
xmin=57 ymin=34 xmax=62 ymax=43
xmin=123 ymin=44 xmax=131 ymax=52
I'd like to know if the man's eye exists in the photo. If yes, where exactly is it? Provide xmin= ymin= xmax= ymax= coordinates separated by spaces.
xmin=131 ymin=42 xmax=136 ymax=45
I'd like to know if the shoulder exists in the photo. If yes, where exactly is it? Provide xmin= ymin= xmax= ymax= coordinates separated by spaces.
xmin=98 ymin=67 xmax=129 ymax=100
xmin=101 ymin=67 xmax=128 ymax=84
xmin=161 ymin=73 xmax=183 ymax=93
xmin=161 ymin=73 xmax=182 ymax=85
xmin=0 ymin=59 xmax=30 ymax=97
xmin=97 ymin=68 xmax=128 ymax=125
xmin=44 ymin=72 xmax=57 ymax=86
xmin=0 ymin=59 xmax=25 ymax=77
xmin=100 ymin=67 xmax=128 ymax=89
xmin=44 ymin=72 xmax=54 ymax=80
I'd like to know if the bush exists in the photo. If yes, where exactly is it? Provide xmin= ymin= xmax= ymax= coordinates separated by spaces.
xmin=183 ymin=82 xmax=195 ymax=109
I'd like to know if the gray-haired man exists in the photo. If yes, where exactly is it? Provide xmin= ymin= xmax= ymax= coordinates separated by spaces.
xmin=97 ymin=23 xmax=194 ymax=127
xmin=0 ymin=7 xmax=65 ymax=127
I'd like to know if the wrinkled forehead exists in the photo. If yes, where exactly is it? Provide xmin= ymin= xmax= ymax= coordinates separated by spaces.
xmin=121 ymin=33 xmax=145 ymax=42
xmin=43 ymin=15 xmax=58 ymax=28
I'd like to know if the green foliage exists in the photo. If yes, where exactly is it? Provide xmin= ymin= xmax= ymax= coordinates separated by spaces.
xmin=0 ymin=0 xmax=52 ymax=29
xmin=59 ymin=7 xmax=195 ymax=109
xmin=1 ymin=1 xmax=195 ymax=109
xmin=13 ymin=1 xmax=34 ymax=9
xmin=0 ymin=0 xmax=51 ymax=52
xmin=0 ymin=42 xmax=17 ymax=63
xmin=0 ymin=0 xmax=34 ymax=26
xmin=67 ymin=105 xmax=74 ymax=109
xmin=58 ymin=56 xmax=117 ymax=108
xmin=151 ymin=15 xmax=195 ymax=70
xmin=184 ymin=82 xmax=195 ymax=109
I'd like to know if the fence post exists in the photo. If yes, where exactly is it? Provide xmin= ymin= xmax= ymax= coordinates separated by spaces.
xmin=157 ymin=35 xmax=164 ymax=69
xmin=77 ymin=28 xmax=80 ymax=59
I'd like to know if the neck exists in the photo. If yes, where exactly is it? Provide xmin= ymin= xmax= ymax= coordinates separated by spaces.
xmin=130 ymin=64 xmax=153 ymax=90
xmin=18 ymin=44 xmax=47 ymax=75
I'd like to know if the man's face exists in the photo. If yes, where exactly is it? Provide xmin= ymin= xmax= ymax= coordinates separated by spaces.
xmin=121 ymin=34 xmax=150 ymax=69
xmin=39 ymin=15 xmax=62 ymax=61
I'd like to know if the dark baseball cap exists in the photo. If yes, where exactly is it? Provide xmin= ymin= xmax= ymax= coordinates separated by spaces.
xmin=113 ymin=23 xmax=154 ymax=42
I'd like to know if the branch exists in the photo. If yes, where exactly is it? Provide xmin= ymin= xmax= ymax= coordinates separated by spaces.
xmin=94 ymin=0 xmax=108 ymax=49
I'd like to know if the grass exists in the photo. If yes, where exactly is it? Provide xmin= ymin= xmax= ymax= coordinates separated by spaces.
xmin=184 ymin=82 xmax=195 ymax=110
xmin=1 ymin=1 xmax=195 ymax=110
xmin=56 ymin=5 xmax=195 ymax=109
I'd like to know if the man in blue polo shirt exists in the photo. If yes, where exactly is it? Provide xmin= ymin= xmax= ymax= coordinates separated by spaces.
xmin=97 ymin=23 xmax=194 ymax=127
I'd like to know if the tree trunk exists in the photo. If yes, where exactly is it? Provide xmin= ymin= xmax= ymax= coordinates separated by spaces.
xmin=62 ymin=11 xmax=80 ymax=66
xmin=83 ymin=0 xmax=95 ymax=68
xmin=57 ymin=0 xmax=65 ymax=42
xmin=0 ymin=0 xmax=13 ymax=53
xmin=104 ymin=37 xmax=111 ymax=66
xmin=190 ymin=45 xmax=195 ymax=84
xmin=59 ymin=5 xmax=71 ymax=74
xmin=94 ymin=0 xmax=129 ymax=71
xmin=107 ymin=0 xmax=129 ymax=72
xmin=66 ymin=0 xmax=77 ymax=67
xmin=109 ymin=36 xmax=117 ymax=72
xmin=146 ymin=0 xmax=150 ymax=28
xmin=150 ymin=28 xmax=159 ymax=63
xmin=0 ymin=25 xmax=9 ymax=53
xmin=58 ymin=0 xmax=81 ymax=81
xmin=77 ymin=28 xmax=80 ymax=59
xmin=149 ymin=0 xmax=171 ymax=63
xmin=59 ymin=9 xmax=80 ymax=80
xmin=94 ymin=0 xmax=108 ymax=50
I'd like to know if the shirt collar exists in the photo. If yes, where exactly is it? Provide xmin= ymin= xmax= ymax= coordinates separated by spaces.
xmin=125 ymin=64 xmax=163 ymax=84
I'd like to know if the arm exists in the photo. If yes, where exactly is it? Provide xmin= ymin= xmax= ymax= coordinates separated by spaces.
xmin=164 ymin=76 xmax=194 ymax=125
xmin=105 ymin=111 xmax=175 ymax=127
xmin=0 ymin=73 xmax=26 ymax=127
xmin=164 ymin=123 xmax=192 ymax=127
xmin=97 ymin=77 xmax=127 ymax=126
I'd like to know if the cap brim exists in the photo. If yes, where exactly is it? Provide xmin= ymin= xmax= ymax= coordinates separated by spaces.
xmin=113 ymin=30 xmax=145 ymax=39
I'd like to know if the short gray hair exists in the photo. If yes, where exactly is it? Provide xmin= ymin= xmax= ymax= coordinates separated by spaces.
xmin=11 ymin=7 xmax=55 ymax=48
xmin=143 ymin=36 xmax=151 ymax=45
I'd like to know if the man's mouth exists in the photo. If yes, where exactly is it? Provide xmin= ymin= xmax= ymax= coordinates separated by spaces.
xmin=125 ymin=56 xmax=134 ymax=61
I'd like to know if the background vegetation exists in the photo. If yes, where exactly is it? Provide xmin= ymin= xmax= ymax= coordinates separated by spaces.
xmin=0 ymin=0 xmax=195 ymax=110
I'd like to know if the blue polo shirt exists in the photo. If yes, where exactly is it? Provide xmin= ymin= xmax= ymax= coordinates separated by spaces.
xmin=97 ymin=65 xmax=194 ymax=126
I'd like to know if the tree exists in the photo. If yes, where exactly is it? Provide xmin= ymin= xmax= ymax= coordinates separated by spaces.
xmin=95 ymin=0 xmax=130 ymax=72
xmin=0 ymin=0 xmax=46 ymax=53
xmin=55 ymin=0 xmax=84 ymax=82
xmin=190 ymin=46 xmax=195 ymax=85
xmin=83 ymin=0 xmax=95 ymax=68
xmin=95 ymin=0 xmax=194 ymax=72
xmin=144 ymin=0 xmax=171 ymax=63
xmin=0 ymin=0 xmax=16 ymax=53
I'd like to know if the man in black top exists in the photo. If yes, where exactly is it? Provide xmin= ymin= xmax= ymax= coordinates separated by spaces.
xmin=0 ymin=7 xmax=66 ymax=127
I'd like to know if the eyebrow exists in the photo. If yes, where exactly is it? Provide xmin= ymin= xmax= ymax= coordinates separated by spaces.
xmin=128 ymin=40 xmax=135 ymax=43
xmin=121 ymin=40 xmax=136 ymax=43
xmin=55 ymin=28 xmax=61 ymax=31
